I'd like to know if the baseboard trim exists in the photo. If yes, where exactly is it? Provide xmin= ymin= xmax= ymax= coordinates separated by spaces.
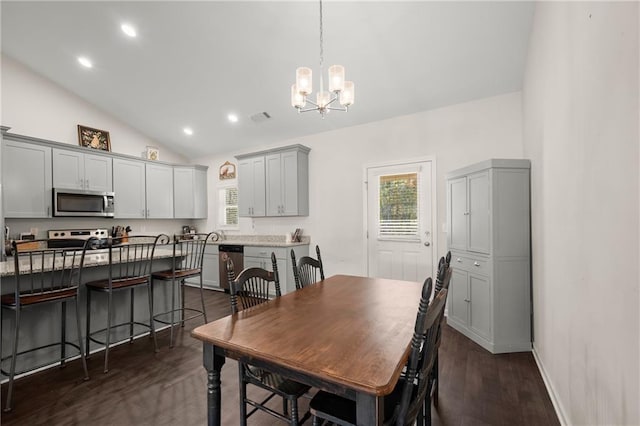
xmin=532 ymin=345 xmax=569 ymax=426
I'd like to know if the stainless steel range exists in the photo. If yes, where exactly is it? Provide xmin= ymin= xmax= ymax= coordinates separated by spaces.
xmin=47 ymin=228 xmax=110 ymax=249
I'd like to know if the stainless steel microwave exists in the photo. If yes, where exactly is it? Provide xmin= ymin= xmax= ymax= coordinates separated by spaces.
xmin=53 ymin=189 xmax=115 ymax=217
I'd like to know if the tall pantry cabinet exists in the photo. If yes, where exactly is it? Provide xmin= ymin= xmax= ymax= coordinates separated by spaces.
xmin=446 ymin=159 xmax=531 ymax=354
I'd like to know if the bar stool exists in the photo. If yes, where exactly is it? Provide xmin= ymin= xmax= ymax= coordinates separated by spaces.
xmin=85 ymin=234 xmax=169 ymax=373
xmin=151 ymin=232 xmax=215 ymax=348
xmin=1 ymin=239 xmax=90 ymax=412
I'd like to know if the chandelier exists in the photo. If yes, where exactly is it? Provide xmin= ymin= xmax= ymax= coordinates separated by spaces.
xmin=291 ymin=0 xmax=354 ymax=117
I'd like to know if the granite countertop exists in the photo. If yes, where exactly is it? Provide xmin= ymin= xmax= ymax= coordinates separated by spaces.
xmin=0 ymin=247 xmax=175 ymax=278
xmin=209 ymin=235 xmax=311 ymax=248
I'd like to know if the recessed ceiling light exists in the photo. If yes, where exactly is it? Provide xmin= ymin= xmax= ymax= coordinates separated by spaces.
xmin=121 ymin=23 xmax=137 ymax=38
xmin=77 ymin=57 xmax=93 ymax=68
xmin=228 ymin=114 xmax=239 ymax=123
xmin=183 ymin=127 xmax=193 ymax=136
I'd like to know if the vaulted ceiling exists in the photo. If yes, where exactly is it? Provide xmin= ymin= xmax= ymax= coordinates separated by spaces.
xmin=1 ymin=1 xmax=534 ymax=159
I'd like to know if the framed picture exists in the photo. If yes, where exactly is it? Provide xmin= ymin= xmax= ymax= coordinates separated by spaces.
xmin=219 ymin=161 xmax=236 ymax=180
xmin=146 ymin=146 xmax=160 ymax=161
xmin=78 ymin=125 xmax=111 ymax=151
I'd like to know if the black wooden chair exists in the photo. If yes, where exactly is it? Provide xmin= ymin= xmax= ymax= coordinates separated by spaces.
xmin=226 ymin=254 xmax=311 ymax=425
xmin=309 ymin=279 xmax=448 ymax=426
xmin=291 ymin=245 xmax=325 ymax=289
xmin=151 ymin=232 xmax=214 ymax=348
xmin=1 ymin=239 xmax=90 ymax=412
xmin=430 ymin=253 xmax=452 ymax=409
xmin=85 ymin=234 xmax=169 ymax=373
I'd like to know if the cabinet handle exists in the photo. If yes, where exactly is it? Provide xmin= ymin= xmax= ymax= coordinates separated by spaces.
xmin=147 ymin=209 xmax=150 ymax=217
xmin=456 ymin=258 xmax=462 ymax=262
xmin=464 ymin=299 xmax=471 ymax=303
xmin=463 ymin=212 xmax=470 ymax=216
xmin=142 ymin=209 xmax=145 ymax=216
xmin=474 ymin=261 xmax=480 ymax=266
xmin=86 ymin=179 xmax=89 ymax=188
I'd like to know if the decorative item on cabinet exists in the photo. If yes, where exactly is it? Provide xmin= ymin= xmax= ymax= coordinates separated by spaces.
xmin=219 ymin=161 xmax=236 ymax=180
xmin=77 ymin=124 xmax=111 ymax=152
xmin=145 ymin=146 xmax=159 ymax=160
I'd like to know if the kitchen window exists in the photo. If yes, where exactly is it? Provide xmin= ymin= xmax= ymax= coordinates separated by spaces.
xmin=218 ymin=185 xmax=238 ymax=228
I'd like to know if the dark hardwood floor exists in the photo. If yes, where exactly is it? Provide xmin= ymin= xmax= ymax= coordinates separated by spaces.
xmin=1 ymin=287 xmax=559 ymax=425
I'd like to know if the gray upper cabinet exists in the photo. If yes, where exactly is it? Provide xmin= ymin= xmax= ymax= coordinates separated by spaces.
xmin=237 ymin=144 xmax=310 ymax=218
xmin=446 ymin=159 xmax=531 ymax=354
xmin=2 ymin=139 xmax=52 ymax=218
xmin=52 ymin=148 xmax=113 ymax=192
xmin=146 ymin=163 xmax=174 ymax=218
xmin=174 ymin=166 xmax=208 ymax=219
xmin=113 ymin=158 xmax=146 ymax=218
xmin=237 ymin=156 xmax=266 ymax=217
xmin=266 ymin=148 xmax=309 ymax=216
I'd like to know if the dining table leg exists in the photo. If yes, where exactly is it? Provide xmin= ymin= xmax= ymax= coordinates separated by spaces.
xmin=356 ymin=392 xmax=383 ymax=426
xmin=203 ymin=343 xmax=226 ymax=426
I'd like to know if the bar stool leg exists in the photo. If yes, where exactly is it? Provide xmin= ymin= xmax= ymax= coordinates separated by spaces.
xmin=60 ymin=301 xmax=67 ymax=368
xmin=169 ymin=276 xmax=176 ymax=348
xmin=147 ymin=282 xmax=158 ymax=353
xmin=4 ymin=308 xmax=20 ymax=412
xmin=74 ymin=298 xmax=90 ymax=381
xmin=199 ymin=275 xmax=208 ymax=323
xmin=104 ymin=291 xmax=112 ymax=373
xmin=129 ymin=288 xmax=135 ymax=344
xmin=85 ymin=289 xmax=92 ymax=359
xmin=181 ymin=278 xmax=186 ymax=328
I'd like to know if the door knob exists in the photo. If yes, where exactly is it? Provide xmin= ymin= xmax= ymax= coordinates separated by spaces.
xmin=424 ymin=242 xmax=430 ymax=247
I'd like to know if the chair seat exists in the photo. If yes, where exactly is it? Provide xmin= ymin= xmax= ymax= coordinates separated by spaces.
xmin=310 ymin=380 xmax=406 ymax=425
xmin=152 ymin=268 xmax=200 ymax=280
xmin=85 ymin=276 xmax=149 ymax=290
xmin=1 ymin=287 xmax=78 ymax=307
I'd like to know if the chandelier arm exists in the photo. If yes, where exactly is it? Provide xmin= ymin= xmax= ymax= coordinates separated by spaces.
xmin=327 ymin=106 xmax=348 ymax=112
xmin=298 ymin=107 xmax=322 ymax=113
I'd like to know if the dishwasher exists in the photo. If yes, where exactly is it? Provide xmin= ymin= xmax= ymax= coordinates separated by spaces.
xmin=218 ymin=245 xmax=243 ymax=291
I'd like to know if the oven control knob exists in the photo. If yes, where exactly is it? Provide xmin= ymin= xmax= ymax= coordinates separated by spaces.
xmin=60 ymin=232 xmax=66 ymax=237
xmin=54 ymin=232 xmax=59 ymax=237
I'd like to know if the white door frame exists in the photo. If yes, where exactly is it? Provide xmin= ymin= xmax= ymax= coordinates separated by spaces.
xmin=362 ymin=156 xmax=438 ymax=279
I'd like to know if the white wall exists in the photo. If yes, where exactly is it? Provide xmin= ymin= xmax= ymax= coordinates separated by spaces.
xmin=1 ymin=54 xmax=186 ymax=163
xmin=523 ymin=2 xmax=639 ymax=425
xmin=196 ymin=91 xmax=524 ymax=275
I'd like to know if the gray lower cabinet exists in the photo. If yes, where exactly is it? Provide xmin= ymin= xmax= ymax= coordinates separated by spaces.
xmin=186 ymin=244 xmax=220 ymax=290
xmin=244 ymin=245 xmax=309 ymax=294
xmin=2 ymin=138 xmax=52 ymax=218
xmin=446 ymin=159 xmax=531 ymax=354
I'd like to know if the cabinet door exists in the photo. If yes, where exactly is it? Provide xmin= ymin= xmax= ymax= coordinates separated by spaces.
xmin=84 ymin=153 xmax=113 ymax=192
xmin=173 ymin=167 xmax=195 ymax=218
xmin=52 ymin=148 xmax=84 ymax=189
xmin=265 ymin=153 xmax=282 ymax=216
xmin=448 ymin=177 xmax=468 ymax=251
xmin=281 ymin=150 xmax=300 ymax=216
xmin=146 ymin=163 xmax=174 ymax=218
xmin=448 ymin=269 xmax=469 ymax=328
xmin=194 ymin=168 xmax=208 ymax=219
xmin=238 ymin=157 xmax=265 ymax=217
xmin=113 ymin=158 xmax=146 ymax=218
xmin=201 ymin=252 xmax=220 ymax=289
xmin=469 ymin=272 xmax=492 ymax=340
xmin=3 ymin=140 xmax=52 ymax=218
xmin=468 ymin=171 xmax=490 ymax=254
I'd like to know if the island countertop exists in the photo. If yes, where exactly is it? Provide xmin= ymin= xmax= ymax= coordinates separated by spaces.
xmin=0 ymin=246 xmax=175 ymax=278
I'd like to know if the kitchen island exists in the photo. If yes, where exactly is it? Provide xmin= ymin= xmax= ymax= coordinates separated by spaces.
xmin=0 ymin=244 xmax=180 ymax=375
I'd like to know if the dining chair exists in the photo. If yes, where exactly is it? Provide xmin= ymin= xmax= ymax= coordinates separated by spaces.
xmin=151 ymin=232 xmax=214 ymax=348
xmin=227 ymin=254 xmax=312 ymax=425
xmin=1 ymin=239 xmax=90 ymax=412
xmin=309 ymin=278 xmax=448 ymax=426
xmin=290 ymin=245 xmax=325 ymax=289
xmin=430 ymin=254 xmax=452 ymax=409
xmin=85 ymin=234 xmax=169 ymax=373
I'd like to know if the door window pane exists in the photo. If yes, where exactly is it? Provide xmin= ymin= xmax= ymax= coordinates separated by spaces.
xmin=379 ymin=173 xmax=419 ymax=237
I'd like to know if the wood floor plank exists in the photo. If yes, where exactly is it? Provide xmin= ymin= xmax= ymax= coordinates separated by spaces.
xmin=1 ymin=288 xmax=558 ymax=425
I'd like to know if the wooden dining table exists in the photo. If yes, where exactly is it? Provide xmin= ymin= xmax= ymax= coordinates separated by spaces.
xmin=191 ymin=274 xmax=424 ymax=426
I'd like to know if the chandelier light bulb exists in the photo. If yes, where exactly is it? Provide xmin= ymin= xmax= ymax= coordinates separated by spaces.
xmin=328 ymin=65 xmax=345 ymax=93
xmin=296 ymin=67 xmax=313 ymax=95
xmin=340 ymin=81 xmax=355 ymax=106
xmin=291 ymin=84 xmax=306 ymax=108
xmin=317 ymin=91 xmax=331 ymax=109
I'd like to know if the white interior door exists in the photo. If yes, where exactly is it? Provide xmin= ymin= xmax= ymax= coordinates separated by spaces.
xmin=366 ymin=160 xmax=435 ymax=282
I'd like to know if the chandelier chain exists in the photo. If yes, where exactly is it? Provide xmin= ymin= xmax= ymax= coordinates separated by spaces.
xmin=319 ymin=0 xmax=324 ymax=92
